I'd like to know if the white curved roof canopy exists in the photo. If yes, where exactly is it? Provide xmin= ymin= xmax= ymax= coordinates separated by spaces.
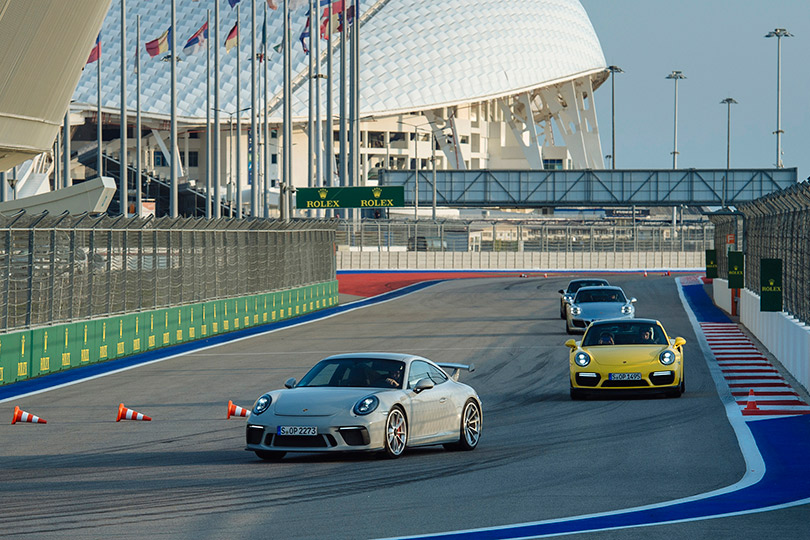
xmin=71 ymin=0 xmax=606 ymax=122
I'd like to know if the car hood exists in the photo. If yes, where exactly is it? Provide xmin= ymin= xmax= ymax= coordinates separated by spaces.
xmin=272 ymin=387 xmax=386 ymax=416
xmin=583 ymin=345 xmax=666 ymax=367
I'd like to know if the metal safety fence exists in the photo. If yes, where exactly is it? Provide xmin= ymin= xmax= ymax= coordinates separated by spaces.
xmin=0 ymin=213 xmax=336 ymax=333
xmin=336 ymin=219 xmax=714 ymax=254
xmin=710 ymin=181 xmax=810 ymax=325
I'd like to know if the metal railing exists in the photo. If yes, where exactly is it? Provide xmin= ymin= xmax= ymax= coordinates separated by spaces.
xmin=0 ymin=213 xmax=336 ymax=333
xmin=710 ymin=181 xmax=810 ymax=324
xmin=336 ymin=219 xmax=714 ymax=254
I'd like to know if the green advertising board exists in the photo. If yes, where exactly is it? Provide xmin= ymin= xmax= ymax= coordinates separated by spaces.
xmin=760 ymin=258 xmax=782 ymax=312
xmin=727 ymin=251 xmax=744 ymax=289
xmin=295 ymin=186 xmax=405 ymax=209
xmin=705 ymin=249 xmax=718 ymax=279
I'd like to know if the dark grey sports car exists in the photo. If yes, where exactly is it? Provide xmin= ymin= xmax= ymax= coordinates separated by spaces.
xmin=565 ymin=286 xmax=636 ymax=334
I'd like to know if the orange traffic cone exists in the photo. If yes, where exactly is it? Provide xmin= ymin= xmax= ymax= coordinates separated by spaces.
xmin=543 ymin=273 xmax=548 ymax=278
xmin=11 ymin=406 xmax=46 ymax=425
xmin=643 ymin=270 xmax=648 ymax=277
xmin=744 ymin=389 xmax=759 ymax=411
xmin=116 ymin=403 xmax=152 ymax=422
xmin=227 ymin=400 xmax=251 ymax=419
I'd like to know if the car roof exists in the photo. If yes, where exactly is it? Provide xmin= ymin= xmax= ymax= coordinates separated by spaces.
xmin=589 ymin=317 xmax=662 ymax=326
xmin=567 ymin=278 xmax=609 ymax=285
xmin=321 ymin=352 xmax=423 ymax=363
xmin=576 ymin=285 xmax=624 ymax=292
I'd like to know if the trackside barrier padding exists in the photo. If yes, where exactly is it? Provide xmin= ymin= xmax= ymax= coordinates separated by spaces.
xmin=0 ymin=280 xmax=338 ymax=386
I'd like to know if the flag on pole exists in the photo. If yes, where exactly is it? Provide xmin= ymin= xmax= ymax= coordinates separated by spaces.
xmin=183 ymin=21 xmax=209 ymax=56
xmin=228 ymin=0 xmax=241 ymax=7
xmin=299 ymin=16 xmax=310 ymax=54
xmin=87 ymin=35 xmax=101 ymax=64
xmin=267 ymin=0 xmax=278 ymax=9
xmin=225 ymin=22 xmax=239 ymax=53
xmin=146 ymin=27 xmax=171 ymax=58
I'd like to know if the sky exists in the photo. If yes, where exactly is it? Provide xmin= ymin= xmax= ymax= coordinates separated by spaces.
xmin=579 ymin=0 xmax=809 ymax=182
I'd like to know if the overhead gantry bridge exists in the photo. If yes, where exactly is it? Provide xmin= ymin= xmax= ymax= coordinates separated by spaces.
xmin=378 ymin=168 xmax=798 ymax=207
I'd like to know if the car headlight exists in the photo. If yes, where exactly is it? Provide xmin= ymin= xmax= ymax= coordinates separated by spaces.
xmin=621 ymin=304 xmax=634 ymax=314
xmin=574 ymin=351 xmax=591 ymax=367
xmin=564 ymin=294 xmax=574 ymax=303
xmin=659 ymin=350 xmax=676 ymax=365
xmin=570 ymin=306 xmax=582 ymax=316
xmin=253 ymin=394 xmax=272 ymax=415
xmin=353 ymin=395 xmax=379 ymax=416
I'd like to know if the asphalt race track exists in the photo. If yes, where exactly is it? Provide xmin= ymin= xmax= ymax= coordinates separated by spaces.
xmin=2 ymin=274 xmax=809 ymax=539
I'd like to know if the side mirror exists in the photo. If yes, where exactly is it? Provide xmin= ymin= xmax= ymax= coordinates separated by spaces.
xmin=565 ymin=339 xmax=577 ymax=349
xmin=284 ymin=377 xmax=297 ymax=389
xmin=558 ymin=289 xmax=565 ymax=295
xmin=413 ymin=378 xmax=434 ymax=394
xmin=673 ymin=337 xmax=686 ymax=348
xmin=630 ymin=297 xmax=637 ymax=303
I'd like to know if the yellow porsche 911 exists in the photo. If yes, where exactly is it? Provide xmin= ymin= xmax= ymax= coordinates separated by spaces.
xmin=565 ymin=318 xmax=686 ymax=400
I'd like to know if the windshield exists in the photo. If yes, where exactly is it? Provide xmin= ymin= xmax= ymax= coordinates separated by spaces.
xmin=297 ymin=358 xmax=406 ymax=389
xmin=583 ymin=322 xmax=668 ymax=346
xmin=575 ymin=289 xmax=626 ymax=303
xmin=567 ymin=280 xmax=608 ymax=293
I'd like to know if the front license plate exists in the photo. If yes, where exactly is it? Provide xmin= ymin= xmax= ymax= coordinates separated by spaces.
xmin=609 ymin=372 xmax=642 ymax=381
xmin=277 ymin=426 xmax=317 ymax=436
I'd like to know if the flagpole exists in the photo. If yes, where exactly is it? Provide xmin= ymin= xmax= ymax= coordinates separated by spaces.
xmin=352 ymin=0 xmax=356 ymax=190
xmin=326 ymin=0 xmax=333 ymax=218
xmin=170 ymin=0 xmax=178 ymax=218
xmin=283 ymin=0 xmax=291 ymax=222
xmin=120 ymin=0 xmax=128 ymax=217
xmin=314 ymin=0 xmax=322 ymax=219
xmin=339 ymin=0 xmax=346 ymax=197
xmin=205 ymin=10 xmax=211 ymax=219
xmin=263 ymin=2 xmax=269 ymax=218
xmin=236 ymin=4 xmax=242 ymax=219
xmin=97 ymin=35 xmax=103 ymax=179
xmin=250 ymin=0 xmax=257 ymax=218
xmin=308 ymin=0 xmax=315 ymax=218
xmin=136 ymin=15 xmax=142 ymax=218
xmin=63 ymin=112 xmax=71 ymax=188
xmin=214 ymin=0 xmax=221 ymax=218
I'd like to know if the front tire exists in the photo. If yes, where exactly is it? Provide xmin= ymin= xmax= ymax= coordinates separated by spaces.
xmin=255 ymin=450 xmax=286 ymax=461
xmin=445 ymin=399 xmax=482 ymax=451
xmin=383 ymin=407 xmax=407 ymax=458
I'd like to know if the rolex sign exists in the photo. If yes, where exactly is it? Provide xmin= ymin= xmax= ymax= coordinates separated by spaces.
xmin=295 ymin=186 xmax=405 ymax=209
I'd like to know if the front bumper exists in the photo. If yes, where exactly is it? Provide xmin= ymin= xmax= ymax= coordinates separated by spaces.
xmin=245 ymin=415 xmax=387 ymax=454
xmin=570 ymin=368 xmax=680 ymax=391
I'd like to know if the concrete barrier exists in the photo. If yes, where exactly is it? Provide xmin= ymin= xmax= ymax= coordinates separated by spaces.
xmin=336 ymin=250 xmax=704 ymax=271
xmin=712 ymin=278 xmax=733 ymax=314
xmin=739 ymin=287 xmax=810 ymax=394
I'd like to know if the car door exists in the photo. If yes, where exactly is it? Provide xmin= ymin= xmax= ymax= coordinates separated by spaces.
xmin=406 ymin=361 xmax=455 ymax=444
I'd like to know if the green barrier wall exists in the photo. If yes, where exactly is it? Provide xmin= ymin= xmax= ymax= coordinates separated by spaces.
xmin=0 ymin=280 xmax=338 ymax=387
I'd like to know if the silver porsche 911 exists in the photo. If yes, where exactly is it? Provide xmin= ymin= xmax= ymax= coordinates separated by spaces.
xmin=245 ymin=353 xmax=482 ymax=460
xmin=565 ymin=285 xmax=636 ymax=334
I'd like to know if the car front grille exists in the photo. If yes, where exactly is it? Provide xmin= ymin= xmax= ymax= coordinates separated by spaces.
xmin=272 ymin=434 xmax=335 ymax=448
xmin=246 ymin=425 xmax=264 ymax=445
xmin=601 ymin=380 xmax=650 ymax=388
xmin=339 ymin=427 xmax=370 ymax=446
xmin=573 ymin=319 xmax=588 ymax=328
xmin=575 ymin=373 xmax=600 ymax=387
xmin=650 ymin=372 xmax=676 ymax=386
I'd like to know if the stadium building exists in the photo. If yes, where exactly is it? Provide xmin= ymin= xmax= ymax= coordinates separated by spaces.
xmin=65 ymin=0 xmax=608 ymax=216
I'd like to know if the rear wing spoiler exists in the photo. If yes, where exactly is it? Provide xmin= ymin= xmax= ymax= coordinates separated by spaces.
xmin=437 ymin=362 xmax=475 ymax=381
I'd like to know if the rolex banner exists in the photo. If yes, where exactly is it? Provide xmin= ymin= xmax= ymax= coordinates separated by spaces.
xmin=760 ymin=258 xmax=782 ymax=312
xmin=295 ymin=186 xmax=405 ymax=209
xmin=727 ymin=251 xmax=744 ymax=289
xmin=705 ymin=249 xmax=718 ymax=279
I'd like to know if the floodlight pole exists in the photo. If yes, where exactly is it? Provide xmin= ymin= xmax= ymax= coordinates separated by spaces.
xmin=720 ymin=97 xmax=737 ymax=209
xmin=606 ymin=65 xmax=623 ymax=170
xmin=665 ymin=70 xmax=686 ymax=169
xmin=766 ymin=28 xmax=792 ymax=169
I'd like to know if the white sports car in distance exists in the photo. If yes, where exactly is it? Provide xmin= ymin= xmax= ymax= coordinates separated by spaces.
xmin=245 ymin=353 xmax=482 ymax=460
